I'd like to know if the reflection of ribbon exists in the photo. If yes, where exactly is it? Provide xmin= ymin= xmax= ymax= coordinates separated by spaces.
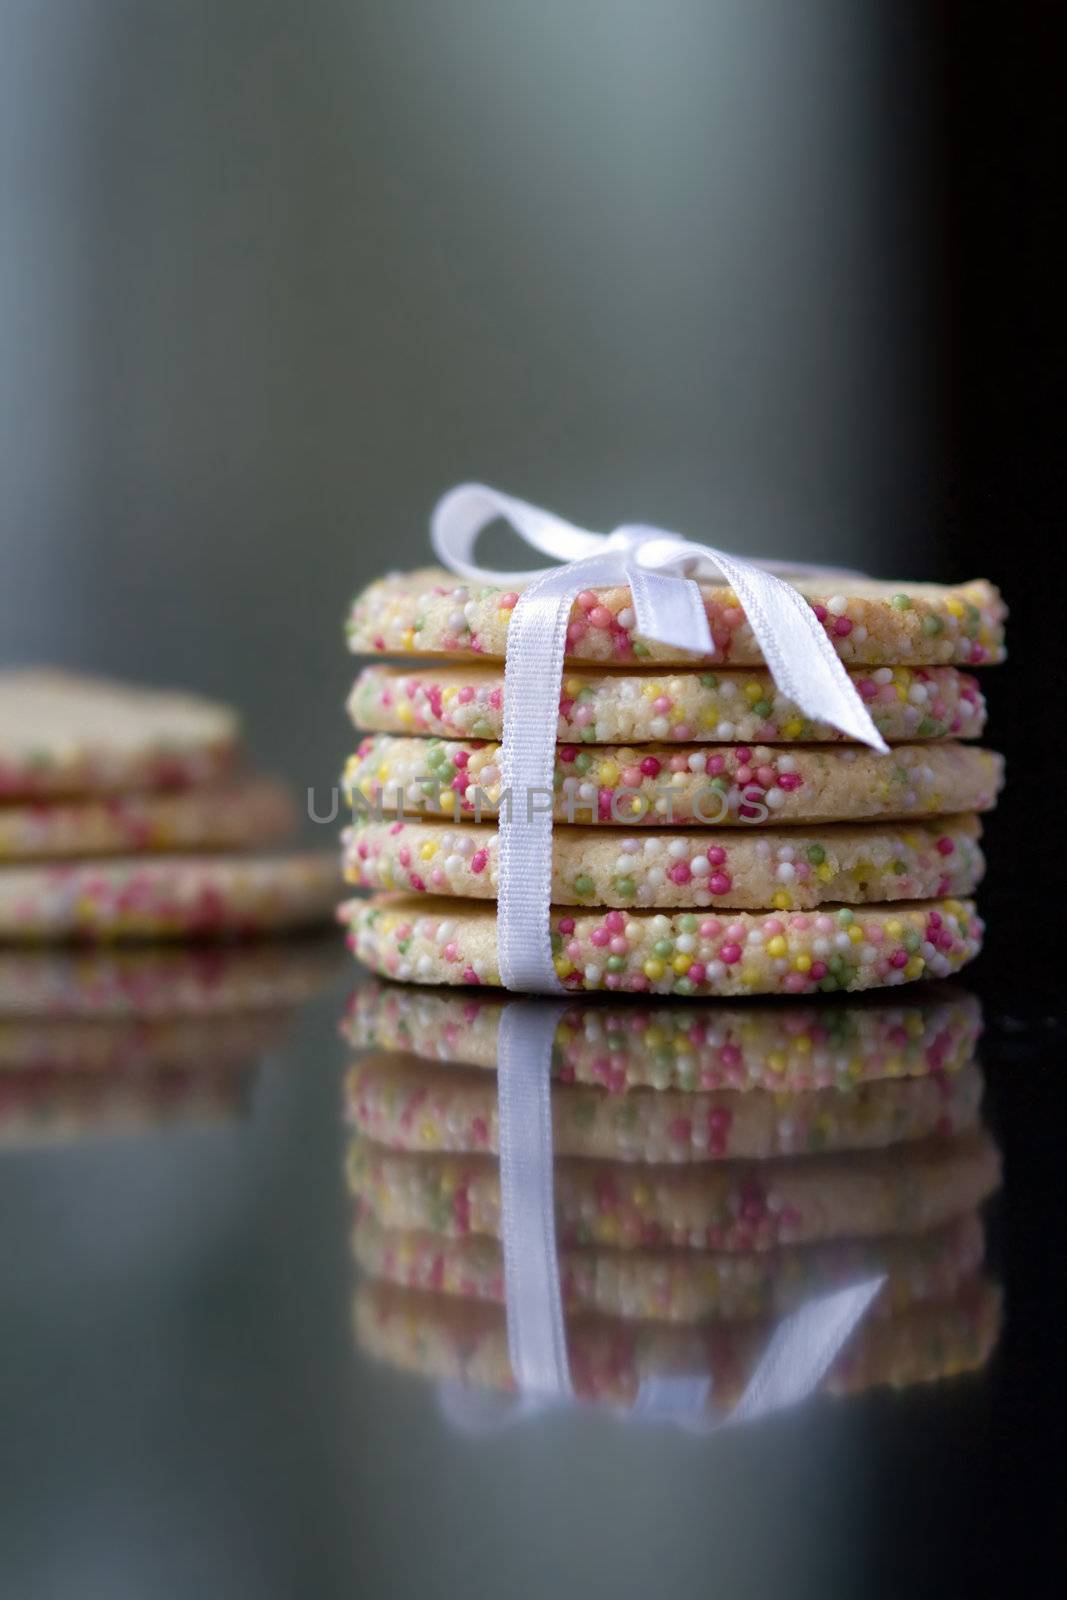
xmin=431 ymin=483 xmax=888 ymax=994
xmin=440 ymin=1000 xmax=885 ymax=1435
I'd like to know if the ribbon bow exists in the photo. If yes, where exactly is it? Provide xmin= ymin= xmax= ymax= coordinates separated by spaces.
xmin=430 ymin=483 xmax=888 ymax=994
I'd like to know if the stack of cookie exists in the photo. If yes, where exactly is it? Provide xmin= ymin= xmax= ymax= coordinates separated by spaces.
xmin=0 ymin=671 xmax=338 ymax=942
xmin=340 ymin=567 xmax=1006 ymax=995
xmin=344 ymin=985 xmax=1002 ymax=1414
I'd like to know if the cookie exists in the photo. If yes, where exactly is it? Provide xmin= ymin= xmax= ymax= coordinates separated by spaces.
xmin=347 ymin=1129 xmax=1001 ymax=1251
xmin=0 ymin=669 xmax=239 ymax=797
xmin=0 ymin=776 xmax=295 ymax=862
xmin=0 ymin=853 xmax=339 ymax=942
xmin=343 ymin=734 xmax=1002 ymax=827
xmin=343 ymin=815 xmax=985 ymax=911
xmin=342 ymin=894 xmax=984 ymax=995
xmin=354 ymin=1277 xmax=1002 ymax=1406
xmin=0 ymin=1063 xmax=249 ymax=1147
xmin=351 ymin=662 xmax=988 ymax=745
xmin=343 ymin=981 xmax=984 ymax=1092
xmin=345 ymin=1050 xmax=982 ymax=1162
xmin=352 ymin=1210 xmax=985 ymax=1325
xmin=0 ymin=940 xmax=343 ymax=1017
xmin=0 ymin=1007 xmax=292 ymax=1074
xmin=346 ymin=568 xmax=1007 ymax=668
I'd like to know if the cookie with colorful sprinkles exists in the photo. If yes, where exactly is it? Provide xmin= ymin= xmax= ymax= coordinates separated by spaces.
xmin=342 ymin=893 xmax=984 ymax=995
xmin=351 ymin=662 xmax=989 ymax=745
xmin=0 ymin=669 xmax=239 ymax=797
xmin=354 ymin=1277 xmax=1002 ymax=1405
xmin=343 ymin=814 xmax=986 ymax=910
xmin=345 ymin=1049 xmax=983 ymax=1163
xmin=342 ymin=980 xmax=984 ymax=1092
xmin=352 ymin=1209 xmax=985 ymax=1325
xmin=347 ymin=1128 xmax=1001 ymax=1251
xmin=346 ymin=568 xmax=1006 ymax=668
xmin=0 ymin=853 xmax=339 ymax=942
xmin=343 ymin=734 xmax=1002 ymax=826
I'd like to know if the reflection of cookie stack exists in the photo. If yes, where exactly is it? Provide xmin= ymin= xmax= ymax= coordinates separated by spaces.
xmin=340 ymin=568 xmax=1005 ymax=995
xmin=0 ymin=943 xmax=340 ymax=1146
xmin=0 ymin=672 xmax=338 ymax=941
xmin=345 ymin=987 xmax=1002 ymax=1414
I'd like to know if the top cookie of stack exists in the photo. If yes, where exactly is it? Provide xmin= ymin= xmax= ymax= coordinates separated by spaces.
xmin=0 ymin=670 xmax=338 ymax=941
xmin=341 ymin=567 xmax=1006 ymax=997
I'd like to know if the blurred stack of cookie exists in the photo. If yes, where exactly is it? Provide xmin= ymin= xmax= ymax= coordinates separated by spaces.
xmin=0 ymin=670 xmax=338 ymax=943
xmin=340 ymin=566 xmax=1005 ymax=997
xmin=0 ymin=942 xmax=340 ymax=1148
xmin=343 ymin=985 xmax=1002 ymax=1415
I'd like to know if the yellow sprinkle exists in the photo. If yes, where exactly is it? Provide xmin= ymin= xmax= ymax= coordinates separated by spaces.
xmin=793 ymin=954 xmax=812 ymax=973
xmin=816 ymin=863 xmax=833 ymax=883
xmin=597 ymin=761 xmax=620 ymax=786
xmin=643 ymin=958 xmax=665 ymax=980
xmin=400 ymin=629 xmax=414 ymax=648
xmin=771 ymin=890 xmax=792 ymax=910
xmin=672 ymin=954 xmax=692 ymax=975
xmin=946 ymin=599 xmax=965 ymax=618
xmin=397 ymin=702 xmax=414 ymax=725
xmin=767 ymin=1050 xmax=787 ymax=1075
xmin=886 ymin=918 xmax=903 ymax=938
xmin=699 ymin=710 xmax=719 ymax=729
xmin=905 ymin=956 xmax=925 ymax=980
xmin=744 ymin=681 xmax=763 ymax=703
xmin=554 ymin=956 xmax=574 ymax=978
xmin=783 ymin=718 xmax=803 ymax=738
xmin=848 ymin=924 xmax=864 ymax=943
xmin=766 ymin=935 xmax=787 ymax=958
xmin=443 ymin=686 xmax=458 ymax=704
xmin=641 ymin=682 xmax=659 ymax=699
xmin=439 ymin=790 xmax=455 ymax=812
xmin=419 ymin=841 xmax=437 ymax=860
xmin=741 ymin=967 xmax=760 ymax=986
xmin=794 ymin=1034 xmax=812 ymax=1052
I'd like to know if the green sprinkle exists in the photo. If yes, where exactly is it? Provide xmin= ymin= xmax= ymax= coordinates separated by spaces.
xmin=836 ymin=908 xmax=854 ymax=926
xmin=917 ymin=716 xmax=937 ymax=737
xmin=892 ymin=594 xmax=912 ymax=610
xmin=922 ymin=614 xmax=944 ymax=637
xmin=806 ymin=844 xmax=826 ymax=866
xmin=752 ymin=699 xmax=772 ymax=719
xmin=699 ymin=673 xmax=719 ymax=689
xmin=575 ymin=753 xmax=593 ymax=774
xmin=633 ymin=641 xmax=650 ymax=657
xmin=653 ymin=938 xmax=674 ymax=958
xmin=679 ymin=914 xmax=698 ymax=933
xmin=471 ymin=719 xmax=493 ymax=738
xmin=904 ymin=930 xmax=922 ymax=954
xmin=573 ymin=874 xmax=594 ymax=897
xmin=613 ymin=876 xmax=636 ymax=898
xmin=674 ymin=978 xmax=694 ymax=995
xmin=606 ymin=955 xmax=625 ymax=972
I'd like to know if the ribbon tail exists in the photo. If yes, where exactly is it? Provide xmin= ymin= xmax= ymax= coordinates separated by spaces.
xmin=700 ymin=548 xmax=890 ymax=753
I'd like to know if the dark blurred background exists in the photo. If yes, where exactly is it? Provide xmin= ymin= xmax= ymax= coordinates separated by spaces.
xmin=0 ymin=3 xmax=1060 ymax=1596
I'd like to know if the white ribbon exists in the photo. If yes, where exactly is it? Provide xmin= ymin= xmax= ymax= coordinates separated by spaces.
xmin=431 ymin=483 xmax=889 ymax=994
xmin=440 ymin=998 xmax=885 ymax=1435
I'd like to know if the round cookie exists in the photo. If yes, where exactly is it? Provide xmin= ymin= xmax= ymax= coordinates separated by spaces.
xmin=355 ymin=1278 xmax=1002 ymax=1406
xmin=344 ymin=815 xmax=984 ymax=912
xmin=346 ymin=567 xmax=1007 ymax=668
xmin=352 ymin=1211 xmax=985 ymax=1325
xmin=0 ymin=669 xmax=239 ymax=797
xmin=351 ymin=662 xmax=989 ymax=745
xmin=0 ymin=1007 xmax=291 ymax=1075
xmin=347 ymin=1128 xmax=1002 ymax=1251
xmin=343 ymin=734 xmax=1003 ymax=827
xmin=344 ymin=981 xmax=984 ymax=1093
xmin=343 ymin=894 xmax=984 ymax=996
xmin=0 ymin=777 xmax=295 ymax=862
xmin=0 ymin=853 xmax=339 ymax=942
xmin=0 ymin=940 xmax=343 ymax=1018
xmin=345 ymin=1051 xmax=982 ymax=1163
xmin=0 ymin=1064 xmax=248 ymax=1148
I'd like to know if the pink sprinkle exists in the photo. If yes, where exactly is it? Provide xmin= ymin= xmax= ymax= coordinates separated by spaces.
xmin=834 ymin=617 xmax=853 ymax=637
xmin=777 ymin=772 xmax=801 ymax=790
xmin=610 ymin=936 xmax=628 ymax=955
xmin=720 ymin=943 xmax=742 ymax=965
xmin=688 ymin=962 xmax=706 ymax=984
xmin=763 ymin=918 xmax=782 ymax=936
xmin=757 ymin=765 xmax=776 ymax=787
xmin=812 ymin=604 xmax=827 ymax=623
xmin=458 ymin=685 xmax=475 ymax=703
xmin=604 ymin=910 xmax=625 ymax=933
xmin=640 ymin=756 xmax=661 ymax=777
xmin=668 ymin=862 xmax=691 ymax=885
xmin=810 ymin=961 xmax=828 ymax=980
xmin=462 ymin=967 xmax=480 ymax=985
xmin=560 ymin=745 xmax=578 ymax=763
xmin=566 ymin=623 xmax=586 ymax=647
xmin=706 ymin=754 xmax=725 ymax=776
xmin=470 ymin=850 xmax=489 ymax=873
xmin=707 ymin=846 xmax=726 ymax=866
xmin=673 ymin=724 xmax=693 ymax=740
xmin=890 ymin=950 xmax=909 ymax=968
xmin=591 ymin=927 xmax=609 ymax=947
xmin=574 ymin=705 xmax=594 ymax=726
xmin=500 ymin=591 xmax=519 ymax=610
xmin=709 ymin=873 xmax=731 ymax=895
xmin=652 ymin=696 xmax=672 ymax=714
xmin=936 ymin=836 xmax=955 ymax=856
xmin=444 ymin=942 xmax=459 ymax=962
xmin=784 ymin=972 xmax=807 ymax=993
xmin=489 ymin=688 xmax=503 ymax=709
xmin=453 ymin=749 xmax=469 ymax=768
xmin=700 ymin=919 xmax=722 ymax=938
xmin=558 ymin=917 xmax=576 ymax=935
xmin=576 ymin=590 xmax=598 ymax=612
xmin=589 ymin=606 xmax=613 ymax=629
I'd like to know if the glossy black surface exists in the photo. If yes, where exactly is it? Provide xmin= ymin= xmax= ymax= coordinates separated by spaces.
xmin=2 ymin=957 xmax=1062 ymax=1600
